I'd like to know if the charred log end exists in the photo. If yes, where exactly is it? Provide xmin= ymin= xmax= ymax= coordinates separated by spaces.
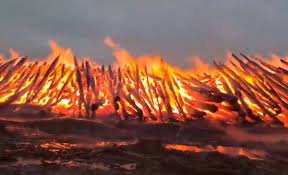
xmin=90 ymin=112 xmax=96 ymax=118
xmin=167 ymin=117 xmax=183 ymax=123
xmin=246 ymin=114 xmax=258 ymax=122
xmin=240 ymin=118 xmax=258 ymax=127
xmin=273 ymin=107 xmax=282 ymax=115
xmin=149 ymin=115 xmax=158 ymax=121
xmin=237 ymin=111 xmax=246 ymax=118
xmin=227 ymin=97 xmax=238 ymax=104
xmin=91 ymin=103 xmax=100 ymax=111
xmin=137 ymin=110 xmax=144 ymax=121
xmin=210 ymin=105 xmax=218 ymax=113
xmin=113 ymin=102 xmax=120 ymax=111
xmin=193 ymin=111 xmax=207 ymax=119
xmin=114 ymin=96 xmax=121 ymax=102
xmin=245 ymin=115 xmax=262 ymax=124
xmin=230 ymin=105 xmax=241 ymax=112
xmin=270 ymin=120 xmax=284 ymax=127
xmin=209 ymin=95 xmax=224 ymax=103
xmin=101 ymin=65 xmax=105 ymax=75
xmin=246 ymin=109 xmax=253 ymax=116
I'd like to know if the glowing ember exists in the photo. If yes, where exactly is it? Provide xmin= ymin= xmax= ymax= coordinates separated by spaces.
xmin=1 ymin=39 xmax=288 ymax=126
xmin=165 ymin=144 xmax=267 ymax=160
xmin=39 ymin=140 xmax=136 ymax=153
xmin=40 ymin=142 xmax=78 ymax=152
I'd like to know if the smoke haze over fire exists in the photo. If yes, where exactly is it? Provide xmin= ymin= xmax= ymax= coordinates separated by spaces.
xmin=0 ymin=0 xmax=288 ymax=67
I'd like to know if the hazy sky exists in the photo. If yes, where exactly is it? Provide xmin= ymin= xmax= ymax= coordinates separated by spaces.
xmin=0 ymin=0 xmax=288 ymax=67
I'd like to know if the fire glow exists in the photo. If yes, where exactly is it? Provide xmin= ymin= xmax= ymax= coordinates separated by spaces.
xmin=165 ymin=144 xmax=267 ymax=160
xmin=1 ymin=38 xmax=288 ymax=126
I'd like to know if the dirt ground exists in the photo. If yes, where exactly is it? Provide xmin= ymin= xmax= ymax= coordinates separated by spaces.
xmin=1 ymin=114 xmax=288 ymax=175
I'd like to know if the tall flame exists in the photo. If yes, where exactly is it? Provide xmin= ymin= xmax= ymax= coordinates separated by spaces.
xmin=47 ymin=40 xmax=74 ymax=66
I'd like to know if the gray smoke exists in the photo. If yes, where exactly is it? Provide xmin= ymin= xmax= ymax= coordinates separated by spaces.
xmin=0 ymin=0 xmax=288 ymax=68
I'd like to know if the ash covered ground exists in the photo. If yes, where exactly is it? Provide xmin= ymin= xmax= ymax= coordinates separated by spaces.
xmin=1 ymin=110 xmax=288 ymax=175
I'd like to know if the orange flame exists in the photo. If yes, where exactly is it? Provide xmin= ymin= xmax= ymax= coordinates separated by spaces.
xmin=0 ymin=38 xmax=287 ymax=127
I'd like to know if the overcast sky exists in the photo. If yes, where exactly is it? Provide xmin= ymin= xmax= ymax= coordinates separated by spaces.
xmin=0 ymin=0 xmax=287 ymax=67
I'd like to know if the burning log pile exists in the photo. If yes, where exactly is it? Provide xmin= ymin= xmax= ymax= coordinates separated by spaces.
xmin=1 ymin=42 xmax=288 ymax=127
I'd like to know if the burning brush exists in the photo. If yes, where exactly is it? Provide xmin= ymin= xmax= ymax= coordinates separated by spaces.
xmin=1 ymin=40 xmax=288 ymax=127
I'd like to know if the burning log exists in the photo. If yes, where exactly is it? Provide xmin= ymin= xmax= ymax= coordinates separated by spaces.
xmin=27 ymin=56 xmax=59 ymax=103
xmin=0 ymin=48 xmax=288 ymax=127
xmin=74 ymin=57 xmax=89 ymax=117
xmin=281 ymin=59 xmax=288 ymax=67
xmin=52 ymin=70 xmax=75 ymax=106
xmin=155 ymin=82 xmax=173 ymax=121
xmin=124 ymin=94 xmax=144 ymax=121
xmin=151 ymin=81 xmax=163 ymax=121
xmin=166 ymin=79 xmax=186 ymax=120
xmin=222 ymin=62 xmax=273 ymax=118
xmin=0 ymin=58 xmax=17 ymax=77
xmin=189 ymin=100 xmax=218 ymax=113
xmin=4 ymin=70 xmax=32 ymax=104
xmin=213 ymin=61 xmax=260 ymax=122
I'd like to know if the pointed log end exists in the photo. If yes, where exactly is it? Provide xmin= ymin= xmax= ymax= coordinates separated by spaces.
xmin=73 ymin=56 xmax=79 ymax=68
